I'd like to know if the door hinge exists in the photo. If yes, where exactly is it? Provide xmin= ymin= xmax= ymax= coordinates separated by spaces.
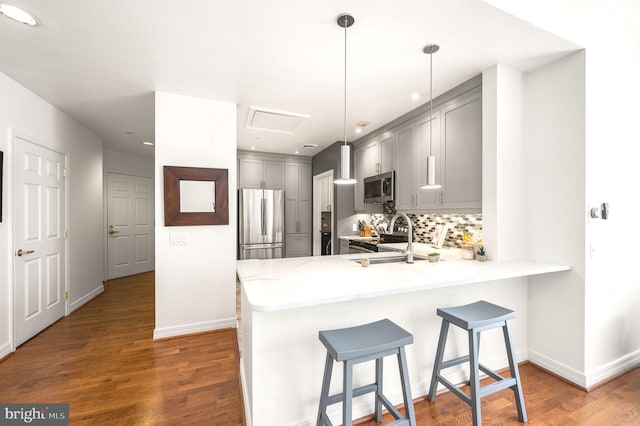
xmin=64 ymin=291 xmax=69 ymax=300
xmin=64 ymin=230 xmax=69 ymax=239
xmin=64 ymin=169 xmax=69 ymax=177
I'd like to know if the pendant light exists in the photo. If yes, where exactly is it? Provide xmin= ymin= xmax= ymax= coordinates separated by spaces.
xmin=420 ymin=44 xmax=442 ymax=190
xmin=334 ymin=13 xmax=357 ymax=185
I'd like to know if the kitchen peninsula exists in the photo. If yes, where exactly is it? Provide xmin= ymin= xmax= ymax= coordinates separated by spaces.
xmin=237 ymin=245 xmax=570 ymax=426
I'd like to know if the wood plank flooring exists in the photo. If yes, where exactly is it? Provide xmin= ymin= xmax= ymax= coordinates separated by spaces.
xmin=2 ymin=271 xmax=639 ymax=425
xmin=357 ymin=363 xmax=640 ymax=426
xmin=0 ymin=272 xmax=244 ymax=425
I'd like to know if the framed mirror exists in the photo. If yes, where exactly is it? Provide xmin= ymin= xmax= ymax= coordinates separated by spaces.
xmin=163 ymin=165 xmax=229 ymax=226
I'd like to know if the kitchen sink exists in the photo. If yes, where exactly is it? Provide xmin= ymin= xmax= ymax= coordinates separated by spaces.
xmin=350 ymin=255 xmax=427 ymax=265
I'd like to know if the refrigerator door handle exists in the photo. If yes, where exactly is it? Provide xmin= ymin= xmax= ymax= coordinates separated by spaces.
xmin=261 ymin=197 xmax=266 ymax=236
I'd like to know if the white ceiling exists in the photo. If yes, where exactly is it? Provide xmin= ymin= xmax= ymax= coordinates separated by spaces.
xmin=0 ymin=0 xmax=582 ymax=158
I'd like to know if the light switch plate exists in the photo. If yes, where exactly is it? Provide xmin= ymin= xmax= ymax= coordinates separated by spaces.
xmin=170 ymin=233 xmax=189 ymax=246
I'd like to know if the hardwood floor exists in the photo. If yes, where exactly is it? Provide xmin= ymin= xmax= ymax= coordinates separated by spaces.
xmin=2 ymin=272 xmax=639 ymax=425
xmin=357 ymin=363 xmax=640 ymax=425
xmin=0 ymin=272 xmax=244 ymax=425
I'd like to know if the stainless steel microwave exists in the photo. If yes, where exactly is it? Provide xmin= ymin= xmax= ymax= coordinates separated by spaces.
xmin=364 ymin=171 xmax=395 ymax=203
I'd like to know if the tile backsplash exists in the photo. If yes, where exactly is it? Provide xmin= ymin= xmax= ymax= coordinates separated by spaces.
xmin=370 ymin=211 xmax=482 ymax=248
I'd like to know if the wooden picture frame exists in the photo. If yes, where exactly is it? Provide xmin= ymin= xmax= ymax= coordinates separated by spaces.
xmin=163 ymin=165 xmax=229 ymax=226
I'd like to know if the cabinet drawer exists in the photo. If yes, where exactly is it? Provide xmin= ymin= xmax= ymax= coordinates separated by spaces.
xmin=286 ymin=234 xmax=311 ymax=257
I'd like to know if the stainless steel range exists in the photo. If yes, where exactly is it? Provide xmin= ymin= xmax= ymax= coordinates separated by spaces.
xmin=348 ymin=233 xmax=409 ymax=254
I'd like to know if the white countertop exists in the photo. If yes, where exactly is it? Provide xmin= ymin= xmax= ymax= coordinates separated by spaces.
xmin=338 ymin=235 xmax=379 ymax=241
xmin=237 ymin=243 xmax=571 ymax=312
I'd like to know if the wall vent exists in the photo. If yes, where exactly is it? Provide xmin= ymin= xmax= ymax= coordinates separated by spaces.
xmin=246 ymin=106 xmax=310 ymax=134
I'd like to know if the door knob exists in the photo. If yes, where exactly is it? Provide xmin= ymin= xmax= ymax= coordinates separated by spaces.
xmin=16 ymin=249 xmax=35 ymax=257
xmin=108 ymin=225 xmax=120 ymax=235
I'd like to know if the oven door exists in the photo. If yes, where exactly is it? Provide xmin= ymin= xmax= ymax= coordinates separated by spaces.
xmin=348 ymin=240 xmax=378 ymax=254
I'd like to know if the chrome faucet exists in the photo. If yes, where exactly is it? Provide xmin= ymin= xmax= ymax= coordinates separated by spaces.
xmin=389 ymin=212 xmax=413 ymax=264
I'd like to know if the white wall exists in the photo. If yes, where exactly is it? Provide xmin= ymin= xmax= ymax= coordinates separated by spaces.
xmin=103 ymin=148 xmax=154 ymax=177
xmin=154 ymin=92 xmax=237 ymax=339
xmin=0 ymin=71 xmax=104 ymax=357
xmin=482 ymin=65 xmax=527 ymax=262
xmin=485 ymin=0 xmax=640 ymax=387
xmin=524 ymin=51 xmax=587 ymax=382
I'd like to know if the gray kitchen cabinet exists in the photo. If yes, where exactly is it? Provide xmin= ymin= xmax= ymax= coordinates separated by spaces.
xmin=354 ymin=133 xmax=396 ymax=212
xmin=285 ymin=162 xmax=312 ymax=257
xmin=239 ymin=157 xmax=284 ymax=189
xmin=440 ymin=92 xmax=482 ymax=209
xmin=380 ymin=84 xmax=481 ymax=212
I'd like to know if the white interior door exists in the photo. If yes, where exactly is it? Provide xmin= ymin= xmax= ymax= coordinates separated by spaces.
xmin=107 ymin=173 xmax=154 ymax=279
xmin=13 ymin=135 xmax=66 ymax=347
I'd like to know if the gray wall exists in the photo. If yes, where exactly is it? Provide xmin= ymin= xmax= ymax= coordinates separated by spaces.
xmin=312 ymin=142 xmax=355 ymax=250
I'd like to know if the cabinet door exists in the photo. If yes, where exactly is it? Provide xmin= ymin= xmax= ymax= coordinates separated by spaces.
xmin=415 ymin=113 xmax=442 ymax=209
xmin=298 ymin=164 xmax=312 ymax=233
xmin=362 ymin=140 xmax=379 ymax=176
xmin=284 ymin=163 xmax=299 ymax=199
xmin=263 ymin=161 xmax=284 ymax=189
xmin=395 ymin=123 xmax=416 ymax=211
xmin=442 ymin=94 xmax=482 ymax=208
xmin=354 ymin=146 xmax=367 ymax=212
xmin=239 ymin=158 xmax=264 ymax=188
xmin=379 ymin=133 xmax=396 ymax=174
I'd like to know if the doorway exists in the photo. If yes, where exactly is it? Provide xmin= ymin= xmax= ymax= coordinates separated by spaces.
xmin=106 ymin=173 xmax=155 ymax=279
xmin=13 ymin=134 xmax=67 ymax=347
xmin=312 ymin=170 xmax=334 ymax=256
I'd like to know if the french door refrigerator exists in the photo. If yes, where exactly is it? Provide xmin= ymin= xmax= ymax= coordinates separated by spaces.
xmin=238 ymin=189 xmax=285 ymax=259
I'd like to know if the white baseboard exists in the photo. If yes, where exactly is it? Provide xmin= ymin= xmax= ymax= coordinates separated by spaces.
xmin=0 ymin=341 xmax=13 ymax=359
xmin=529 ymin=348 xmax=640 ymax=390
xmin=152 ymin=317 xmax=236 ymax=340
xmin=528 ymin=349 xmax=587 ymax=388
xmin=240 ymin=357 xmax=252 ymax=426
xmin=584 ymin=348 xmax=640 ymax=389
xmin=69 ymin=285 xmax=104 ymax=313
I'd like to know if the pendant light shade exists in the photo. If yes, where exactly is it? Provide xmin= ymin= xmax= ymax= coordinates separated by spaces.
xmin=334 ymin=13 xmax=357 ymax=185
xmin=420 ymin=44 xmax=442 ymax=190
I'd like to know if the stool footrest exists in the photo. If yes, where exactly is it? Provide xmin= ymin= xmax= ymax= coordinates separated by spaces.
xmin=436 ymin=375 xmax=472 ymax=406
xmin=326 ymin=383 xmax=378 ymax=406
xmin=440 ymin=354 xmax=469 ymax=370
xmin=379 ymin=393 xmax=402 ymax=420
xmin=478 ymin=376 xmax=517 ymax=398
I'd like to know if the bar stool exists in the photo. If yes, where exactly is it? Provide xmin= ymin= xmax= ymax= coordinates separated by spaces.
xmin=428 ymin=300 xmax=527 ymax=425
xmin=316 ymin=319 xmax=416 ymax=426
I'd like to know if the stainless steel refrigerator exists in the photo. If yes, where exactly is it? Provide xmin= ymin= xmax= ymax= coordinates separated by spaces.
xmin=238 ymin=189 xmax=285 ymax=259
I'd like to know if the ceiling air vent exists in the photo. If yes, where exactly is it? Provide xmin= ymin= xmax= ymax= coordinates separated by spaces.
xmin=246 ymin=106 xmax=310 ymax=134
xmin=303 ymin=144 xmax=318 ymax=149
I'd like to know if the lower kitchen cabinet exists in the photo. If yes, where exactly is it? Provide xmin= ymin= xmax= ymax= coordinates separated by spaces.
xmin=286 ymin=234 xmax=311 ymax=257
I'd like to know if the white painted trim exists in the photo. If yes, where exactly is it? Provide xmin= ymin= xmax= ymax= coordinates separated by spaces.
xmin=152 ymin=317 xmax=236 ymax=340
xmin=0 ymin=341 xmax=13 ymax=360
xmin=529 ymin=349 xmax=587 ymax=388
xmin=240 ymin=357 xmax=252 ymax=426
xmin=585 ymin=349 xmax=640 ymax=389
xmin=69 ymin=285 xmax=104 ymax=313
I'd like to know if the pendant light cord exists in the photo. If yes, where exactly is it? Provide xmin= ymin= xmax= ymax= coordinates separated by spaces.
xmin=429 ymin=49 xmax=433 ymax=154
xmin=343 ymin=14 xmax=347 ymax=147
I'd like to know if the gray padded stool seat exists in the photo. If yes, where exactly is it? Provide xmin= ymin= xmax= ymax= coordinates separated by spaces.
xmin=428 ymin=300 xmax=527 ymax=426
xmin=317 ymin=319 xmax=416 ymax=426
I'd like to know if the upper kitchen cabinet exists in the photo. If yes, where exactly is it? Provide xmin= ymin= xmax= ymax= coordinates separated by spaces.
xmin=440 ymin=92 xmax=482 ymax=208
xmin=238 ymin=155 xmax=285 ymax=189
xmin=363 ymin=75 xmax=482 ymax=212
xmin=395 ymin=115 xmax=442 ymax=210
xmin=353 ymin=133 xmax=396 ymax=211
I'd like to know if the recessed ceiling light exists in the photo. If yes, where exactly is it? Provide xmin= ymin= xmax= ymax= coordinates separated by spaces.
xmin=355 ymin=121 xmax=370 ymax=127
xmin=250 ymin=146 xmax=256 ymax=150
xmin=411 ymin=93 xmax=421 ymax=101
xmin=0 ymin=4 xmax=38 ymax=26
xmin=294 ymin=151 xmax=299 ymax=155
xmin=354 ymin=128 xmax=362 ymax=134
xmin=142 ymin=141 xmax=154 ymax=146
